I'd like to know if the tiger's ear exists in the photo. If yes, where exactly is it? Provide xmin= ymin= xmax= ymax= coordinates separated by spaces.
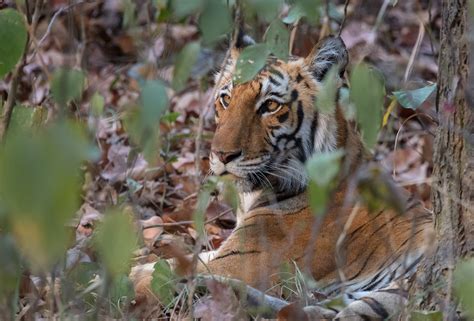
xmin=214 ymin=29 xmax=255 ymax=86
xmin=305 ymin=36 xmax=348 ymax=81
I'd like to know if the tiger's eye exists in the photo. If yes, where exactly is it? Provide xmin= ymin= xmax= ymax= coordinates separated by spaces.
xmin=267 ymin=100 xmax=280 ymax=112
xmin=221 ymin=94 xmax=231 ymax=108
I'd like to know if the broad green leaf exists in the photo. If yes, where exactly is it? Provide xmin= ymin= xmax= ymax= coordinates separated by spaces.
xmin=151 ymin=260 xmax=177 ymax=306
xmin=350 ymin=63 xmax=385 ymax=149
xmin=454 ymin=259 xmax=474 ymax=319
xmin=198 ymin=0 xmax=232 ymax=45
xmin=243 ymin=0 xmax=284 ymax=22
xmin=108 ymin=274 xmax=135 ymax=313
xmin=393 ymin=83 xmax=437 ymax=110
xmin=282 ymin=5 xmax=303 ymax=24
xmin=141 ymin=80 xmax=169 ymax=126
xmin=171 ymin=0 xmax=204 ymax=19
xmin=172 ymin=41 xmax=201 ymax=91
xmin=233 ymin=44 xmax=270 ymax=84
xmin=0 ymin=122 xmax=95 ymax=271
xmin=194 ymin=189 xmax=211 ymax=234
xmin=315 ymin=68 xmax=338 ymax=114
xmin=283 ymin=0 xmax=321 ymax=24
xmin=306 ymin=150 xmax=344 ymax=186
xmin=306 ymin=150 xmax=344 ymax=215
xmin=125 ymin=80 xmax=168 ymax=163
xmin=95 ymin=211 xmax=138 ymax=277
xmin=51 ymin=68 xmax=86 ymax=106
xmin=91 ymin=92 xmax=105 ymax=117
xmin=9 ymin=105 xmax=47 ymax=133
xmin=0 ymin=9 xmax=27 ymax=79
xmin=264 ymin=20 xmax=289 ymax=60
xmin=9 ymin=105 xmax=34 ymax=133
xmin=410 ymin=311 xmax=443 ymax=321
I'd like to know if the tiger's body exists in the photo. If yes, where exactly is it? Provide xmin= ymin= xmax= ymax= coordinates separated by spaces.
xmin=199 ymin=35 xmax=433 ymax=319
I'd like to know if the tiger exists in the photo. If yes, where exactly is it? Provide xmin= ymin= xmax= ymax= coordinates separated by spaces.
xmin=130 ymin=34 xmax=433 ymax=320
xmin=197 ymin=33 xmax=433 ymax=320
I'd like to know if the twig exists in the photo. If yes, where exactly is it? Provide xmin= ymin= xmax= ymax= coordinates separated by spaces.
xmin=142 ymin=208 xmax=233 ymax=229
xmin=194 ymin=275 xmax=289 ymax=317
xmin=392 ymin=113 xmax=435 ymax=178
xmin=338 ymin=0 xmax=350 ymax=37
xmin=404 ymin=19 xmax=425 ymax=83
xmin=289 ymin=18 xmax=299 ymax=55
xmin=372 ymin=0 xmax=392 ymax=33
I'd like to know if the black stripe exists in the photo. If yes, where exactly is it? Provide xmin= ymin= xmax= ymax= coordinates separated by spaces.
xmin=269 ymin=68 xmax=284 ymax=79
xmin=310 ymin=112 xmax=318 ymax=151
xmin=268 ymin=91 xmax=284 ymax=98
xmin=378 ymin=288 xmax=408 ymax=298
xmin=278 ymin=112 xmax=289 ymax=123
xmin=348 ymin=246 xmax=379 ymax=280
xmin=360 ymin=297 xmax=389 ymax=319
xmin=296 ymin=73 xmax=303 ymax=82
xmin=291 ymin=89 xmax=299 ymax=101
xmin=276 ymin=101 xmax=304 ymax=143
xmin=269 ymin=76 xmax=281 ymax=86
xmin=214 ymin=250 xmax=261 ymax=260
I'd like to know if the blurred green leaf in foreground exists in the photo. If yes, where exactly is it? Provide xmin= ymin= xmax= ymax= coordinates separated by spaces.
xmin=0 ymin=122 xmax=96 ymax=272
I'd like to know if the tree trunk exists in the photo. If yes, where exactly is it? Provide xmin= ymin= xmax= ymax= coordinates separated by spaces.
xmin=407 ymin=0 xmax=474 ymax=320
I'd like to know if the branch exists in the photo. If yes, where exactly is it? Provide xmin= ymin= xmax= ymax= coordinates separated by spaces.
xmin=194 ymin=275 xmax=289 ymax=318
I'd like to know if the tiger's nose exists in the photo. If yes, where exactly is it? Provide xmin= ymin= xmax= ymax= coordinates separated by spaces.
xmin=214 ymin=150 xmax=242 ymax=164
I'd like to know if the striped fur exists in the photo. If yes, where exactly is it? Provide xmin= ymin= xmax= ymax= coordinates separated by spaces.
xmin=204 ymin=36 xmax=433 ymax=320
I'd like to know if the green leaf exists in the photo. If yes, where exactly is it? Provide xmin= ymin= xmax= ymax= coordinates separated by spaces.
xmin=94 ymin=211 xmax=138 ymax=277
xmin=51 ymin=68 xmax=86 ymax=106
xmin=283 ymin=0 xmax=321 ymax=24
xmin=91 ymin=92 xmax=105 ymax=117
xmin=233 ymin=44 xmax=270 ymax=84
xmin=243 ymin=0 xmax=284 ymax=22
xmin=172 ymin=41 xmax=200 ymax=91
xmin=0 ymin=9 xmax=27 ymax=79
xmin=151 ymin=260 xmax=177 ymax=306
xmin=161 ymin=111 xmax=180 ymax=123
xmin=350 ymin=63 xmax=385 ymax=149
xmin=194 ymin=189 xmax=211 ymax=234
xmin=454 ymin=259 xmax=474 ymax=319
xmin=109 ymin=274 xmax=135 ymax=311
xmin=282 ymin=5 xmax=303 ymax=24
xmin=171 ymin=0 xmax=204 ymax=19
xmin=410 ymin=311 xmax=443 ymax=321
xmin=264 ymin=20 xmax=289 ymax=60
xmin=393 ymin=83 xmax=437 ymax=110
xmin=198 ymin=0 xmax=232 ymax=45
xmin=306 ymin=150 xmax=344 ymax=186
xmin=0 ymin=122 xmax=95 ymax=271
xmin=306 ymin=150 xmax=344 ymax=215
xmin=125 ymin=80 xmax=168 ymax=163
xmin=315 ymin=67 xmax=338 ymax=114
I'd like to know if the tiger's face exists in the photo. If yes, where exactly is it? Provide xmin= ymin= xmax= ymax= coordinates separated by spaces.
xmin=210 ymin=36 xmax=348 ymax=193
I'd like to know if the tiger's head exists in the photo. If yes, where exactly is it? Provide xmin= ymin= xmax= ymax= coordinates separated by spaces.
xmin=210 ymin=35 xmax=349 ymax=195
